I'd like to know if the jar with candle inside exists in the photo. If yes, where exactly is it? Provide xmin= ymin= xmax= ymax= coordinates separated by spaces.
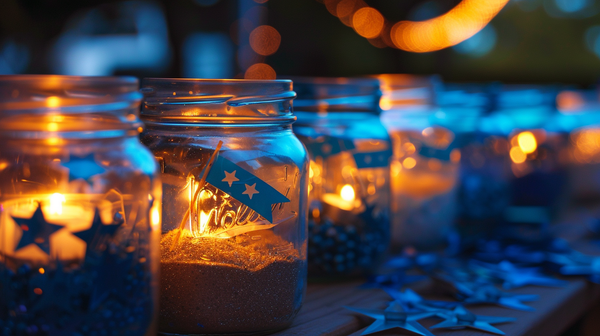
xmin=0 ymin=75 xmax=161 ymax=335
xmin=292 ymin=77 xmax=391 ymax=277
xmin=377 ymin=74 xmax=459 ymax=251
xmin=491 ymin=86 xmax=569 ymax=225
xmin=140 ymin=79 xmax=308 ymax=335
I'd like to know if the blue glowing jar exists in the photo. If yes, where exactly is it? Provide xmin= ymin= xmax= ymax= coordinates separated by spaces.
xmin=293 ymin=77 xmax=391 ymax=277
xmin=485 ymin=86 xmax=568 ymax=224
xmin=0 ymin=75 xmax=161 ymax=336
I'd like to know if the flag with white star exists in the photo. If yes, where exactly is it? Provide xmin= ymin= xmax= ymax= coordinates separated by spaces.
xmin=202 ymin=155 xmax=290 ymax=223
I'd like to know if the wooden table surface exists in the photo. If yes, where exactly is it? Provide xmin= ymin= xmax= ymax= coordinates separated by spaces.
xmin=274 ymin=215 xmax=600 ymax=336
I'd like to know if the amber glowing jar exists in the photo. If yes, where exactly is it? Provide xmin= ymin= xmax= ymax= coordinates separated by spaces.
xmin=140 ymin=79 xmax=308 ymax=335
xmin=0 ymin=75 xmax=161 ymax=336
xmin=377 ymin=75 xmax=459 ymax=250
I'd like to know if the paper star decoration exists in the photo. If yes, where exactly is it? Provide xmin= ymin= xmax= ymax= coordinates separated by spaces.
xmin=12 ymin=205 xmax=63 ymax=254
xmin=461 ymin=285 xmax=538 ymax=311
xmin=222 ymin=170 xmax=239 ymax=187
xmin=385 ymin=288 xmax=457 ymax=312
xmin=242 ymin=183 xmax=259 ymax=200
xmin=61 ymin=153 xmax=106 ymax=182
xmin=431 ymin=306 xmax=516 ymax=335
xmin=73 ymin=208 xmax=124 ymax=257
xmin=477 ymin=260 xmax=567 ymax=289
xmin=345 ymin=302 xmax=436 ymax=336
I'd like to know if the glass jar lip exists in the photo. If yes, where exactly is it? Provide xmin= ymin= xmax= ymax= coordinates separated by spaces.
xmin=0 ymin=74 xmax=141 ymax=113
xmin=0 ymin=75 xmax=142 ymax=139
xmin=141 ymin=78 xmax=296 ymax=125
xmin=290 ymin=76 xmax=381 ymax=114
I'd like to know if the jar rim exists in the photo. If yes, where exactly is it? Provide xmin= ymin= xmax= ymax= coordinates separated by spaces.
xmin=0 ymin=75 xmax=142 ymax=139
xmin=291 ymin=76 xmax=381 ymax=114
xmin=141 ymin=78 xmax=296 ymax=125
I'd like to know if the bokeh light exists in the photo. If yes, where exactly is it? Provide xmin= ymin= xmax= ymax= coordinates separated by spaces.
xmin=244 ymin=63 xmax=276 ymax=79
xmin=352 ymin=7 xmax=385 ymax=39
xmin=453 ymin=24 xmax=497 ymax=57
xmin=517 ymin=131 xmax=538 ymax=154
xmin=249 ymin=25 xmax=281 ymax=56
xmin=391 ymin=0 xmax=509 ymax=53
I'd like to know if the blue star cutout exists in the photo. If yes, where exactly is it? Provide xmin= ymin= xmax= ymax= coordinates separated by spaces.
xmin=345 ymin=302 xmax=436 ymax=336
xmin=460 ymin=284 xmax=538 ymax=311
xmin=431 ymin=306 xmax=516 ymax=335
xmin=73 ymin=209 xmax=124 ymax=257
xmin=12 ymin=205 xmax=63 ymax=254
xmin=62 ymin=153 xmax=106 ymax=182
xmin=474 ymin=260 xmax=567 ymax=289
xmin=385 ymin=288 xmax=458 ymax=312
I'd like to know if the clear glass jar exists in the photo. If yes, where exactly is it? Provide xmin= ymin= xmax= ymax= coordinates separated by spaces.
xmin=139 ymin=79 xmax=308 ymax=335
xmin=378 ymin=75 xmax=459 ymax=250
xmin=292 ymin=77 xmax=391 ymax=277
xmin=0 ymin=75 xmax=161 ymax=335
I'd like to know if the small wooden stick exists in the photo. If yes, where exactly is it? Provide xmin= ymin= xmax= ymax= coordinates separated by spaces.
xmin=171 ymin=140 xmax=224 ymax=250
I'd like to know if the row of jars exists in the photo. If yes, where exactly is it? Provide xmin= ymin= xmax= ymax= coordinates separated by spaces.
xmin=1 ymin=74 xmax=599 ymax=336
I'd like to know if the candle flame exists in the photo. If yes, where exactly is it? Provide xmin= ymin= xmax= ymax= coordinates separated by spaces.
xmin=340 ymin=184 xmax=355 ymax=202
xmin=517 ymin=132 xmax=537 ymax=154
xmin=49 ymin=193 xmax=66 ymax=215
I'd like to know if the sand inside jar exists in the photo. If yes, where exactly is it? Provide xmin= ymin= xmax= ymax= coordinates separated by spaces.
xmin=159 ymin=230 xmax=304 ymax=335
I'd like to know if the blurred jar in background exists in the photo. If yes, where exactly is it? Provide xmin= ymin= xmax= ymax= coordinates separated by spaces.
xmin=483 ymin=86 xmax=569 ymax=225
xmin=444 ymin=85 xmax=511 ymax=245
xmin=293 ymin=77 xmax=391 ymax=277
xmin=552 ymin=89 xmax=600 ymax=204
xmin=377 ymin=74 xmax=460 ymax=251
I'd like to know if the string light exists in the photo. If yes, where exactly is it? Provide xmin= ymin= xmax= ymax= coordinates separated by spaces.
xmin=320 ymin=0 xmax=509 ymax=53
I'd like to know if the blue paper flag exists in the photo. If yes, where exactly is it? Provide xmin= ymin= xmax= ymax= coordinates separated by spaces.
xmin=203 ymin=155 xmax=290 ymax=223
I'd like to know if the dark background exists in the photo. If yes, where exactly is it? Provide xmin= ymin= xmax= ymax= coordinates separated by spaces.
xmin=0 ymin=0 xmax=599 ymax=85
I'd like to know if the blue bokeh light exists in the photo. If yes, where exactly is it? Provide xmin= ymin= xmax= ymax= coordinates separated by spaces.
xmin=183 ymin=33 xmax=234 ymax=78
xmin=453 ymin=24 xmax=497 ymax=58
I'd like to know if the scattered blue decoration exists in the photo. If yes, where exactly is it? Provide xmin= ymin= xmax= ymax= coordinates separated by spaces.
xmin=431 ymin=306 xmax=516 ymax=335
xmin=345 ymin=302 xmax=436 ymax=336
xmin=472 ymin=260 xmax=567 ymax=289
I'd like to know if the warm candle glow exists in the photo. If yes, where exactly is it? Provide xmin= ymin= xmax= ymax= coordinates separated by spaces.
xmin=510 ymin=146 xmax=527 ymax=164
xmin=49 ymin=193 xmax=66 ymax=215
xmin=517 ymin=132 xmax=537 ymax=154
xmin=340 ymin=184 xmax=355 ymax=202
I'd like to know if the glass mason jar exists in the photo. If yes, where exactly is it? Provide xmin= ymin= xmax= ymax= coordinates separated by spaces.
xmin=440 ymin=86 xmax=511 ymax=244
xmin=554 ymin=89 xmax=600 ymax=203
xmin=139 ymin=79 xmax=308 ymax=335
xmin=378 ymin=75 xmax=459 ymax=250
xmin=486 ymin=86 xmax=568 ymax=224
xmin=292 ymin=77 xmax=391 ymax=277
xmin=0 ymin=75 xmax=161 ymax=335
